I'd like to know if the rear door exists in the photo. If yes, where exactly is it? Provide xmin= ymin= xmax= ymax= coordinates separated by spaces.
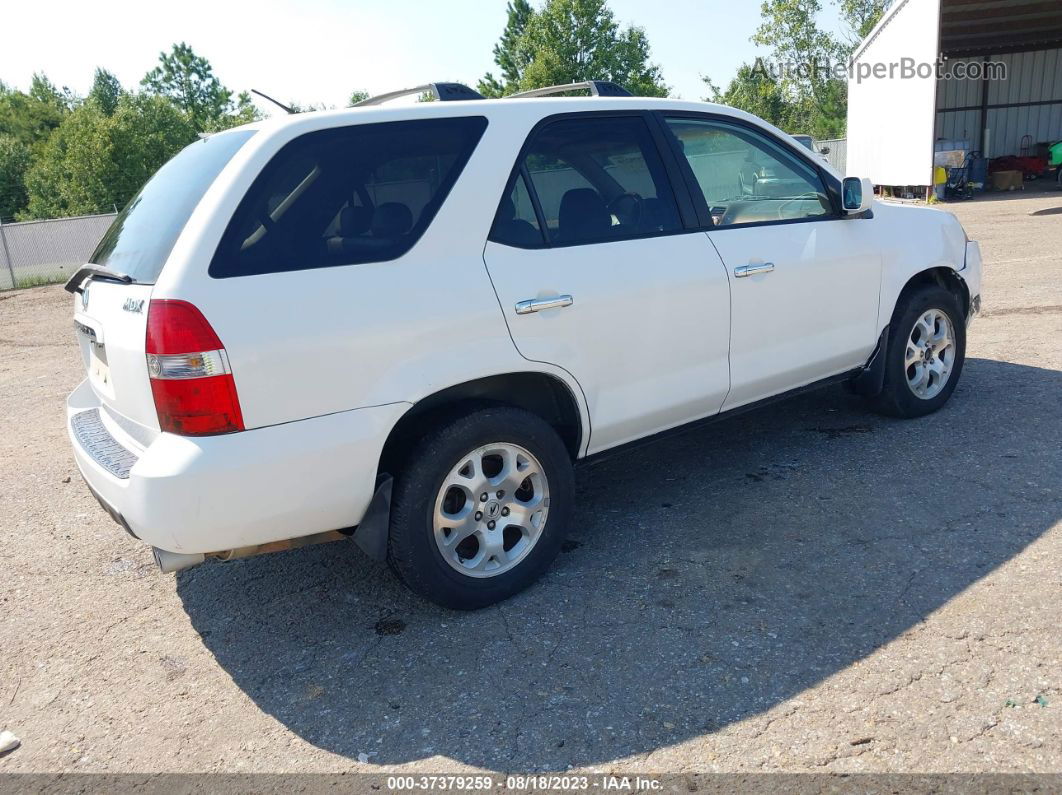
xmin=71 ymin=131 xmax=253 ymax=435
xmin=660 ymin=114 xmax=882 ymax=410
xmin=483 ymin=113 xmax=731 ymax=454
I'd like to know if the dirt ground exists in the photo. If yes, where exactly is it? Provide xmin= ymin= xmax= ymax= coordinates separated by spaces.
xmin=0 ymin=189 xmax=1059 ymax=776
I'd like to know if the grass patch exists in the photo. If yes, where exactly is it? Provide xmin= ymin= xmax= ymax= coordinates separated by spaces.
xmin=15 ymin=273 xmax=67 ymax=289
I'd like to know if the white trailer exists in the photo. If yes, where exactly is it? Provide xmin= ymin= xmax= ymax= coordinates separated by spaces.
xmin=847 ymin=0 xmax=1062 ymax=189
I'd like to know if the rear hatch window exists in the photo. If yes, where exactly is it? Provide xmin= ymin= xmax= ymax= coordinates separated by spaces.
xmin=90 ymin=130 xmax=255 ymax=283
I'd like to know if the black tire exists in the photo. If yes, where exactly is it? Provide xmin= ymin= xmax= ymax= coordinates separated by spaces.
xmin=387 ymin=406 xmax=574 ymax=610
xmin=872 ymin=284 xmax=966 ymax=418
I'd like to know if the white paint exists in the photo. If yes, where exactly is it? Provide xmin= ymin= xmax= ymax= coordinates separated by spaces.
xmin=484 ymin=234 xmax=731 ymax=454
xmin=66 ymin=95 xmax=979 ymax=557
xmin=847 ymin=0 xmax=943 ymax=186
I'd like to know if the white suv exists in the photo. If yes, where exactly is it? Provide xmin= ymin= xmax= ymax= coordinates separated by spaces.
xmin=66 ymin=81 xmax=982 ymax=609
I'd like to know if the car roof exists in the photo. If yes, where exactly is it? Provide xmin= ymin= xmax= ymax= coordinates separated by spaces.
xmin=224 ymin=95 xmax=842 ymax=181
xmin=236 ymin=96 xmax=752 ymax=133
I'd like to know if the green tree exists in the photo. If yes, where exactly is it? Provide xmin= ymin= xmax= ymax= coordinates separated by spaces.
xmin=703 ymin=64 xmax=795 ymax=132
xmin=88 ymin=68 xmax=124 ymax=115
xmin=348 ymin=90 xmax=370 ymax=106
xmin=0 ymin=78 xmax=69 ymax=149
xmin=479 ymin=0 xmax=535 ymax=97
xmin=141 ymin=42 xmax=259 ymax=130
xmin=223 ymin=91 xmax=261 ymax=128
xmin=752 ymin=0 xmax=841 ymax=119
xmin=733 ymin=0 xmax=890 ymax=138
xmin=839 ymin=0 xmax=891 ymax=46
xmin=478 ymin=0 xmax=668 ymax=97
xmin=22 ymin=94 xmax=197 ymax=219
xmin=0 ymin=135 xmax=31 ymax=219
xmin=29 ymin=73 xmax=75 ymax=111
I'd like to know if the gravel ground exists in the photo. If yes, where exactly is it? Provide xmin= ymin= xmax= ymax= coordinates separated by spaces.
xmin=0 ymin=190 xmax=1059 ymax=775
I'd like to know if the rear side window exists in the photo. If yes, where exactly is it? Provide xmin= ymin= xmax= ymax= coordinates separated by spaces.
xmin=90 ymin=131 xmax=254 ymax=283
xmin=210 ymin=117 xmax=487 ymax=278
xmin=502 ymin=115 xmax=681 ymax=247
xmin=491 ymin=172 xmax=545 ymax=247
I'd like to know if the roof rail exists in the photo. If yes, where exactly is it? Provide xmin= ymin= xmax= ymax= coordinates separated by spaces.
xmin=508 ymin=80 xmax=632 ymax=99
xmin=354 ymin=82 xmax=484 ymax=107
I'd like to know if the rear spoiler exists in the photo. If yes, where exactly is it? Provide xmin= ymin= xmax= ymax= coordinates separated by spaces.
xmin=64 ymin=265 xmax=133 ymax=294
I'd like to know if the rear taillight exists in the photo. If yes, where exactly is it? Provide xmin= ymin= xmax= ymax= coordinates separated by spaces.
xmin=145 ymin=300 xmax=244 ymax=436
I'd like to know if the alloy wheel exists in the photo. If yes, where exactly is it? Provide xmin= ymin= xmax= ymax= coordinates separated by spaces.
xmin=905 ymin=308 xmax=956 ymax=399
xmin=432 ymin=442 xmax=550 ymax=578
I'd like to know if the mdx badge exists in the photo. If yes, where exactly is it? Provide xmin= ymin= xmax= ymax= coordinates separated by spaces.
xmin=123 ymin=298 xmax=145 ymax=314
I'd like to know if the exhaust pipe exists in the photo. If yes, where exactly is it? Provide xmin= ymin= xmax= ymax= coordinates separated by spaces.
xmin=152 ymin=547 xmax=206 ymax=573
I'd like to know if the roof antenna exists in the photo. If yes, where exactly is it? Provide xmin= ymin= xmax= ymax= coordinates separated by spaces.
xmin=251 ymin=89 xmax=295 ymax=114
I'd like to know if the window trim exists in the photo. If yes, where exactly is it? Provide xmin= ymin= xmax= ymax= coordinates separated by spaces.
xmin=209 ymin=116 xmax=488 ymax=279
xmin=487 ymin=110 xmax=701 ymax=250
xmin=519 ymin=166 xmax=549 ymax=246
xmin=655 ymin=111 xmax=846 ymax=232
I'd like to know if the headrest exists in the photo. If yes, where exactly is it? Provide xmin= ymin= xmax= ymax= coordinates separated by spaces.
xmin=339 ymin=205 xmax=372 ymax=236
xmin=371 ymin=202 xmax=413 ymax=238
xmin=558 ymin=188 xmax=610 ymax=242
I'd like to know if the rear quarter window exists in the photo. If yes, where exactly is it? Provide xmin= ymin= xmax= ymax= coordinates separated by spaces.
xmin=209 ymin=116 xmax=488 ymax=278
xmin=90 ymin=131 xmax=254 ymax=283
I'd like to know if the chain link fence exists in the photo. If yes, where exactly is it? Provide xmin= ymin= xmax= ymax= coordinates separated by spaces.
xmin=0 ymin=212 xmax=117 ymax=291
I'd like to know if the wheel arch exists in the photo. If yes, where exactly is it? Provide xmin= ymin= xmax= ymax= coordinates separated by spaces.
xmin=377 ymin=371 xmax=588 ymax=479
xmin=892 ymin=266 xmax=970 ymax=322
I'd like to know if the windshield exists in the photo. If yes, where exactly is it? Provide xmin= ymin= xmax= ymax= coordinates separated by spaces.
xmin=89 ymin=130 xmax=254 ymax=283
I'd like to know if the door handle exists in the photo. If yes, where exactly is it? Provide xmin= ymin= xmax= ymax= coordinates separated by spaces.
xmin=734 ymin=262 xmax=775 ymax=278
xmin=515 ymin=295 xmax=574 ymax=315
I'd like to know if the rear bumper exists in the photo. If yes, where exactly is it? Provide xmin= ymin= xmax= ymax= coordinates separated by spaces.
xmin=67 ymin=379 xmax=408 ymax=554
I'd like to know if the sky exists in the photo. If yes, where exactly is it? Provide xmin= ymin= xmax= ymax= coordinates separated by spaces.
xmin=0 ymin=0 xmax=850 ymax=116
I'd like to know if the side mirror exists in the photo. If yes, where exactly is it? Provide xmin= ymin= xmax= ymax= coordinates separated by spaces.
xmin=820 ymin=146 xmax=831 ymax=155
xmin=842 ymin=177 xmax=874 ymax=214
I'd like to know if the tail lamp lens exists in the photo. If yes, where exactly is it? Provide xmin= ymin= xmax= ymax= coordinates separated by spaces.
xmin=145 ymin=300 xmax=244 ymax=436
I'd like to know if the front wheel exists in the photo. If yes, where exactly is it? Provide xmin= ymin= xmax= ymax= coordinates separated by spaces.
xmin=871 ymin=285 xmax=966 ymax=418
xmin=387 ymin=407 xmax=574 ymax=609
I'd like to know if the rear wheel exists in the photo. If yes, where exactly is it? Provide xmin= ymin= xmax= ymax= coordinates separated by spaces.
xmin=872 ymin=285 xmax=966 ymax=418
xmin=387 ymin=407 xmax=574 ymax=609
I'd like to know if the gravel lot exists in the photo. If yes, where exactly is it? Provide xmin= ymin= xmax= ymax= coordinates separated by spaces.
xmin=1 ymin=190 xmax=1060 ymax=775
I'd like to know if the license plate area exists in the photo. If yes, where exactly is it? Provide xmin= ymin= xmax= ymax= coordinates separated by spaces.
xmin=88 ymin=342 xmax=113 ymax=396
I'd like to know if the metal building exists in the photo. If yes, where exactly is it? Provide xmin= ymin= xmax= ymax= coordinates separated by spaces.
xmin=847 ymin=0 xmax=1062 ymax=187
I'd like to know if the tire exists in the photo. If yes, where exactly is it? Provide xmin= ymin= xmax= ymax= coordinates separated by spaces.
xmin=387 ymin=406 xmax=574 ymax=610
xmin=872 ymin=284 xmax=966 ymax=418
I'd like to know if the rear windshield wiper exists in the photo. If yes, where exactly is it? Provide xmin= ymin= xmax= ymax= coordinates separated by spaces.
xmin=64 ymin=265 xmax=134 ymax=294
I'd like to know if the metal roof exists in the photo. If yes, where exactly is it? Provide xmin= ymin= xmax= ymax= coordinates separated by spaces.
xmin=940 ymin=0 xmax=1062 ymax=57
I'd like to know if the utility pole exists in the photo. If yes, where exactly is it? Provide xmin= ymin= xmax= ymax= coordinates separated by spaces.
xmin=0 ymin=219 xmax=17 ymax=290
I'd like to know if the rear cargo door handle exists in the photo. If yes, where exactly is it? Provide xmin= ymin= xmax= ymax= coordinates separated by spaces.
xmin=734 ymin=262 xmax=775 ymax=278
xmin=515 ymin=295 xmax=574 ymax=315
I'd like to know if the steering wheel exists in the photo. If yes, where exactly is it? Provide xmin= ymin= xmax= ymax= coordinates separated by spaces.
xmin=607 ymin=192 xmax=644 ymax=229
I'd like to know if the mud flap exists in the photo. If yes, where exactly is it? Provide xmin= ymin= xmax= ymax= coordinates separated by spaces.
xmin=352 ymin=476 xmax=393 ymax=562
xmin=847 ymin=325 xmax=889 ymax=397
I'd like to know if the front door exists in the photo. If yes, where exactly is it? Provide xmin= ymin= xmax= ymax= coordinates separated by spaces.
xmin=661 ymin=115 xmax=883 ymax=410
xmin=483 ymin=113 xmax=731 ymax=454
